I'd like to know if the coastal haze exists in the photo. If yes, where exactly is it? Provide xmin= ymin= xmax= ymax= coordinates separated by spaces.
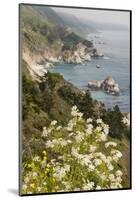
xmin=52 ymin=7 xmax=130 ymax=112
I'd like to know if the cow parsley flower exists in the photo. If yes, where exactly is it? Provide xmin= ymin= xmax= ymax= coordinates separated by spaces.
xmin=56 ymin=125 xmax=62 ymax=130
xmin=53 ymin=166 xmax=67 ymax=181
xmin=93 ymin=158 xmax=102 ymax=167
xmin=51 ymin=120 xmax=57 ymax=126
xmin=96 ymin=185 xmax=101 ymax=190
xmin=89 ymin=145 xmax=97 ymax=153
xmin=122 ymin=116 xmax=130 ymax=127
xmin=86 ymin=124 xmax=93 ymax=135
xmin=75 ymin=132 xmax=84 ymax=143
xmin=103 ymin=124 xmax=109 ymax=135
xmin=87 ymin=118 xmax=93 ymax=123
xmin=71 ymin=147 xmax=79 ymax=157
xmin=83 ymin=181 xmax=95 ymax=190
xmin=67 ymin=121 xmax=74 ymax=131
xmin=108 ymin=174 xmax=115 ymax=181
xmin=33 ymin=156 xmax=40 ymax=162
xmin=111 ymin=150 xmax=122 ymax=162
xmin=22 ymin=184 xmax=27 ymax=190
xmin=115 ymin=170 xmax=123 ymax=177
xmin=105 ymin=142 xmax=117 ymax=148
xmin=96 ymin=119 xmax=103 ymax=124
xmin=71 ymin=105 xmax=78 ymax=117
xmin=42 ymin=127 xmax=48 ymax=137
xmin=46 ymin=140 xmax=54 ymax=148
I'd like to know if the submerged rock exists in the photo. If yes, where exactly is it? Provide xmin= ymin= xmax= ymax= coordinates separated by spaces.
xmin=88 ymin=76 xmax=120 ymax=95
xmin=88 ymin=80 xmax=103 ymax=89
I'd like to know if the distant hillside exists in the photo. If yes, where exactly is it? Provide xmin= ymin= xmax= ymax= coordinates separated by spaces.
xmin=54 ymin=11 xmax=97 ymax=35
xmin=21 ymin=5 xmax=94 ymax=81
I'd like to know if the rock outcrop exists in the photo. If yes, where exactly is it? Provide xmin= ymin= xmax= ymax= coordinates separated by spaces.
xmin=62 ymin=42 xmax=92 ymax=64
xmin=91 ymin=48 xmax=104 ymax=57
xmin=88 ymin=76 xmax=120 ymax=95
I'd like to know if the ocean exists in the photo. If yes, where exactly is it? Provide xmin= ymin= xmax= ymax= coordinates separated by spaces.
xmin=51 ymin=29 xmax=130 ymax=112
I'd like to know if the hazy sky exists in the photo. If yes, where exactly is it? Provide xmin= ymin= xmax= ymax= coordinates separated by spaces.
xmin=53 ymin=7 xmax=130 ymax=27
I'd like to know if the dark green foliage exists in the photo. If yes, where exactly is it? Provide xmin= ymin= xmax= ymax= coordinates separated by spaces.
xmin=103 ymin=105 xmax=126 ymax=139
xmin=83 ymin=40 xmax=93 ymax=48
xmin=58 ymin=86 xmax=101 ymax=119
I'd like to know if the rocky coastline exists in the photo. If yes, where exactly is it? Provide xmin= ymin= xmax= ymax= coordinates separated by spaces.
xmin=88 ymin=76 xmax=120 ymax=95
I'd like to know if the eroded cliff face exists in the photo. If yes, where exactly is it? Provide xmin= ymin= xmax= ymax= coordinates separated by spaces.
xmin=21 ymin=5 xmax=96 ymax=81
xmin=22 ymin=47 xmax=57 ymax=81
xmin=22 ymin=38 xmax=94 ymax=82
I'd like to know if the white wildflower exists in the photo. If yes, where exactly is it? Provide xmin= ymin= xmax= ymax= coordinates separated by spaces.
xmin=106 ymin=156 xmax=112 ymax=162
xmin=64 ymin=164 xmax=70 ymax=172
xmin=71 ymin=106 xmax=78 ymax=117
xmin=32 ymin=172 xmax=38 ymax=177
xmin=51 ymin=120 xmax=57 ymax=126
xmin=80 ymin=156 xmax=91 ymax=166
xmin=100 ymin=173 xmax=107 ymax=181
xmin=53 ymin=166 xmax=67 ymax=181
xmin=89 ymin=145 xmax=97 ymax=153
xmin=103 ymin=124 xmax=109 ymax=135
xmin=105 ymin=142 xmax=117 ymax=148
xmin=88 ymin=164 xmax=95 ymax=171
xmin=83 ymin=181 xmax=95 ymax=190
xmin=87 ymin=118 xmax=93 ymax=123
xmin=95 ymin=126 xmax=102 ymax=132
xmin=107 ymin=163 xmax=114 ymax=171
xmin=56 ymin=125 xmax=62 ymax=130
xmin=94 ymin=152 xmax=106 ymax=162
xmin=67 ymin=121 xmax=74 ymax=131
xmin=122 ymin=116 xmax=130 ymax=127
xmin=111 ymin=150 xmax=122 ymax=162
xmin=93 ymin=158 xmax=102 ymax=166
xmin=86 ymin=124 xmax=93 ymax=135
xmin=108 ymin=174 xmax=115 ymax=181
xmin=22 ymin=184 xmax=27 ymax=190
xmin=62 ymin=181 xmax=71 ymax=190
xmin=116 ymin=176 xmax=122 ymax=183
xmin=98 ymin=132 xmax=107 ymax=141
xmin=96 ymin=119 xmax=103 ymax=124
xmin=74 ymin=188 xmax=81 ymax=191
xmin=96 ymin=185 xmax=101 ymax=190
xmin=110 ymin=182 xmax=122 ymax=189
xmin=42 ymin=127 xmax=48 ymax=137
xmin=24 ymin=177 xmax=29 ymax=184
xmin=75 ymin=132 xmax=84 ymax=143
xmin=37 ymin=187 xmax=41 ymax=192
xmin=78 ymin=112 xmax=83 ymax=118
xmin=71 ymin=147 xmax=79 ymax=157
xmin=33 ymin=156 xmax=40 ymax=162
xmin=115 ymin=170 xmax=123 ymax=177
xmin=69 ymin=132 xmax=74 ymax=137
xmin=46 ymin=140 xmax=54 ymax=148
xmin=59 ymin=139 xmax=68 ymax=147
xmin=53 ymin=165 xmax=70 ymax=181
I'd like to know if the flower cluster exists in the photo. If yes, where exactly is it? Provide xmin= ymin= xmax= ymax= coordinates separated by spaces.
xmin=122 ymin=116 xmax=130 ymax=127
xmin=22 ymin=106 xmax=123 ymax=194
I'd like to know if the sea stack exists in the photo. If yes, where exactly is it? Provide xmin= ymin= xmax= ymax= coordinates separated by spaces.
xmin=88 ymin=76 xmax=120 ymax=95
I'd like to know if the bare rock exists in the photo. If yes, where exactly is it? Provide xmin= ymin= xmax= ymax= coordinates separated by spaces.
xmin=88 ymin=76 xmax=120 ymax=95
